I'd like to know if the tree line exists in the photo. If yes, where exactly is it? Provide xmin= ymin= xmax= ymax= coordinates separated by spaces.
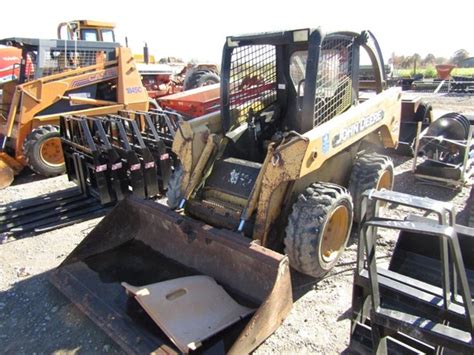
xmin=389 ymin=49 xmax=470 ymax=69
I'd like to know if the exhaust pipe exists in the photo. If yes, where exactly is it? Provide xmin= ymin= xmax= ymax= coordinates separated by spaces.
xmin=143 ymin=42 xmax=149 ymax=65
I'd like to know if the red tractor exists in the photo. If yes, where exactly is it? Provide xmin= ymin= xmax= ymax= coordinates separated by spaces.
xmin=138 ymin=56 xmax=220 ymax=100
xmin=0 ymin=47 xmax=21 ymax=84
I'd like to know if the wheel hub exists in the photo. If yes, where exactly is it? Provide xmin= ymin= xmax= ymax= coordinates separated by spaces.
xmin=39 ymin=137 xmax=64 ymax=167
xmin=321 ymin=205 xmax=350 ymax=263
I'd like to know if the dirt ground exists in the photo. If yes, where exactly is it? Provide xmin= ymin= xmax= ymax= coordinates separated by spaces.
xmin=0 ymin=94 xmax=473 ymax=354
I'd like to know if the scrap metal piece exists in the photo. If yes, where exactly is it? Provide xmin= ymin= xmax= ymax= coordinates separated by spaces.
xmin=122 ymin=276 xmax=254 ymax=353
xmin=412 ymin=112 xmax=474 ymax=187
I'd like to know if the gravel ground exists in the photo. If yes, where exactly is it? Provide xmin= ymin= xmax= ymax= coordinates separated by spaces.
xmin=0 ymin=94 xmax=472 ymax=354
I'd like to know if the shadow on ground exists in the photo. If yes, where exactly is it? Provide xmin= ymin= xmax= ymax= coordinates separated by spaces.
xmin=0 ymin=271 xmax=123 ymax=354
xmin=1 ymin=266 xmax=329 ymax=354
xmin=393 ymin=169 xmax=472 ymax=225
xmin=393 ymin=169 xmax=460 ymax=201
xmin=10 ymin=168 xmax=51 ymax=187
xmin=390 ymin=152 xmax=412 ymax=167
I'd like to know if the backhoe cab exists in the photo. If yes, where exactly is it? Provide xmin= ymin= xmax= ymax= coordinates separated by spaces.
xmin=57 ymin=20 xmax=116 ymax=42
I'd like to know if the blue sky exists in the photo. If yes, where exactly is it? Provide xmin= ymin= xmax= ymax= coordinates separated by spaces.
xmin=2 ymin=0 xmax=472 ymax=63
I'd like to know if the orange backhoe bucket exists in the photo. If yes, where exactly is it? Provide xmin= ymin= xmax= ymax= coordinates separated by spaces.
xmin=50 ymin=197 xmax=292 ymax=354
xmin=0 ymin=152 xmax=23 ymax=189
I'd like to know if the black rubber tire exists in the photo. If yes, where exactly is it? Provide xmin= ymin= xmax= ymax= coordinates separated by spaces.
xmin=166 ymin=164 xmax=184 ymax=209
xmin=23 ymin=125 xmax=65 ymax=177
xmin=465 ymin=188 xmax=474 ymax=228
xmin=284 ymin=182 xmax=353 ymax=278
xmin=348 ymin=153 xmax=394 ymax=223
xmin=184 ymin=70 xmax=219 ymax=90
xmin=414 ymin=101 xmax=433 ymax=124
xmin=196 ymin=72 xmax=220 ymax=87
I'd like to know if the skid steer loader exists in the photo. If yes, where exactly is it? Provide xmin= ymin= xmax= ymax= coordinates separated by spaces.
xmin=51 ymin=28 xmax=401 ymax=353
xmin=0 ymin=37 xmax=149 ymax=189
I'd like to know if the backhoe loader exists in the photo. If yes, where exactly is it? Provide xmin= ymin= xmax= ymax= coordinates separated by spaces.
xmin=57 ymin=20 xmax=220 ymax=96
xmin=0 ymin=37 xmax=149 ymax=188
xmin=51 ymin=28 xmax=401 ymax=353
xmin=57 ymin=20 xmax=116 ymax=42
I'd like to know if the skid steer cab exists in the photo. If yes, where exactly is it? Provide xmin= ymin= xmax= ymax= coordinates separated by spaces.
xmin=0 ymin=37 xmax=149 ymax=188
xmin=51 ymin=28 xmax=401 ymax=354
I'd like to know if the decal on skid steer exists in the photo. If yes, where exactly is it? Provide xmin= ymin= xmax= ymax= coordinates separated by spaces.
xmin=71 ymin=68 xmax=118 ymax=88
xmin=229 ymin=169 xmax=253 ymax=187
xmin=332 ymin=110 xmax=384 ymax=148
xmin=322 ymin=134 xmax=330 ymax=153
xmin=126 ymin=86 xmax=143 ymax=94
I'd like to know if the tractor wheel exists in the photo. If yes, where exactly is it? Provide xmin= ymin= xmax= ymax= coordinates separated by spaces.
xmin=284 ymin=182 xmax=353 ymax=278
xmin=166 ymin=164 xmax=184 ymax=209
xmin=348 ymin=153 xmax=394 ymax=223
xmin=196 ymin=72 xmax=220 ymax=87
xmin=23 ymin=125 xmax=65 ymax=177
xmin=184 ymin=70 xmax=219 ymax=90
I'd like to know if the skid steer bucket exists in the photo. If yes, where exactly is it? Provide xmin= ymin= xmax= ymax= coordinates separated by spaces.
xmin=49 ymin=197 xmax=292 ymax=354
xmin=0 ymin=152 xmax=23 ymax=189
xmin=0 ymin=158 xmax=14 ymax=189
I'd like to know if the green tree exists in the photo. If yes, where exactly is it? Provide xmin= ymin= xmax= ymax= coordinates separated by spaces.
xmin=389 ymin=53 xmax=405 ymax=68
xmin=422 ymin=53 xmax=436 ymax=67
xmin=401 ymin=56 xmax=413 ymax=69
xmin=412 ymin=53 xmax=422 ymax=64
xmin=450 ymin=49 xmax=469 ymax=66
xmin=435 ymin=56 xmax=447 ymax=65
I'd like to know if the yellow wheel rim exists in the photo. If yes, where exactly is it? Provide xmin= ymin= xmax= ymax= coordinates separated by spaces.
xmin=321 ymin=205 xmax=350 ymax=263
xmin=39 ymin=137 xmax=64 ymax=167
xmin=376 ymin=169 xmax=393 ymax=190
xmin=375 ymin=168 xmax=393 ymax=211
